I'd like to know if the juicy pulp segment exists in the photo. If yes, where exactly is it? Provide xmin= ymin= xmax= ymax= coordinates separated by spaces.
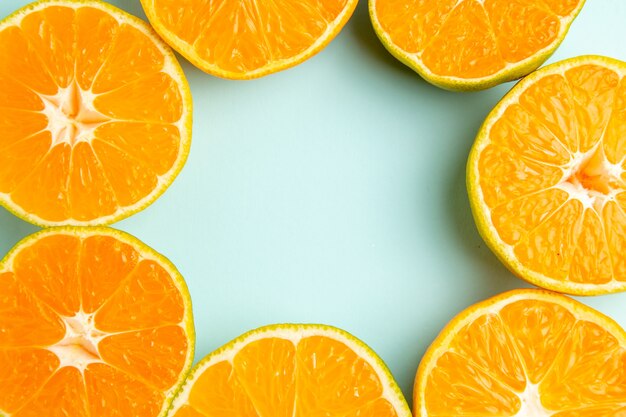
xmin=484 ymin=0 xmax=558 ymax=64
xmin=0 ymin=3 xmax=186 ymax=225
xmin=98 ymin=326 xmax=189 ymax=390
xmin=0 ymin=231 xmax=191 ymax=417
xmin=421 ymin=0 xmax=504 ymax=79
xmin=295 ymin=336 xmax=389 ymax=414
xmin=93 ymin=258 xmax=186 ymax=332
xmin=0 ymin=271 xmax=66 ymax=348
xmin=84 ymin=363 xmax=165 ymax=417
xmin=0 ymin=348 xmax=60 ymax=414
xmin=14 ymin=367 xmax=90 ymax=417
xmin=232 ymin=338 xmax=295 ymax=417
xmin=372 ymin=0 xmax=457 ymax=55
xmin=422 ymin=296 xmax=626 ymax=416
xmin=171 ymin=334 xmax=398 ymax=417
xmin=373 ymin=0 xmax=584 ymax=80
xmin=477 ymin=62 xmax=626 ymax=288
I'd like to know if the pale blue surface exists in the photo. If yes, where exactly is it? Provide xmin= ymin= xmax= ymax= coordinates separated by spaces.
xmin=1 ymin=0 xmax=626 ymax=404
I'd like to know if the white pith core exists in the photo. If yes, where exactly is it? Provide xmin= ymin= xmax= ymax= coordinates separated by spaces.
xmin=40 ymin=82 xmax=110 ymax=147
xmin=47 ymin=311 xmax=107 ymax=372
xmin=556 ymin=144 xmax=625 ymax=211
xmin=513 ymin=383 xmax=551 ymax=417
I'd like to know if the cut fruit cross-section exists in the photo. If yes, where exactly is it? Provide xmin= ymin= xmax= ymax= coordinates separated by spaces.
xmin=415 ymin=289 xmax=626 ymax=417
xmin=0 ymin=0 xmax=192 ymax=226
xmin=0 ymin=227 xmax=195 ymax=417
xmin=370 ymin=0 xmax=586 ymax=91
xmin=140 ymin=0 xmax=359 ymax=79
xmin=468 ymin=55 xmax=626 ymax=295
xmin=167 ymin=324 xmax=412 ymax=417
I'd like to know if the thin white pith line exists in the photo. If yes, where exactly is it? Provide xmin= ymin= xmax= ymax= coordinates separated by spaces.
xmin=0 ymin=126 xmax=47 ymax=153
xmin=516 ymin=96 xmax=578 ymax=161
xmin=191 ymin=1 xmax=229 ymax=50
xmin=414 ymin=0 xmax=464 ymax=58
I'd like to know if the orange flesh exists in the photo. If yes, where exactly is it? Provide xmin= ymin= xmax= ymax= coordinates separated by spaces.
xmin=374 ymin=0 xmax=583 ymax=79
xmin=478 ymin=64 xmax=626 ymax=286
xmin=148 ymin=0 xmax=351 ymax=75
xmin=172 ymin=336 xmax=398 ymax=417
xmin=0 ymin=5 xmax=184 ymax=224
xmin=0 ymin=233 xmax=189 ymax=417
xmin=424 ymin=298 xmax=626 ymax=416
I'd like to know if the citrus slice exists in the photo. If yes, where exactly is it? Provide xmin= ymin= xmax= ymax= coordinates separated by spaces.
xmin=468 ymin=55 xmax=626 ymax=295
xmin=167 ymin=324 xmax=411 ymax=417
xmin=370 ymin=0 xmax=586 ymax=91
xmin=415 ymin=289 xmax=626 ymax=416
xmin=0 ymin=0 xmax=192 ymax=226
xmin=0 ymin=227 xmax=194 ymax=417
xmin=140 ymin=0 xmax=358 ymax=80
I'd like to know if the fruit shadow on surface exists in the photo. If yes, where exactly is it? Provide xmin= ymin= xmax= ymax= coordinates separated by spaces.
xmin=444 ymin=125 xmax=531 ymax=298
xmin=347 ymin=0 xmax=530 ymax=305
xmin=0 ymin=208 xmax=38 ymax=260
xmin=348 ymin=1 xmax=420 ymax=80
xmin=346 ymin=1 xmax=529 ymax=394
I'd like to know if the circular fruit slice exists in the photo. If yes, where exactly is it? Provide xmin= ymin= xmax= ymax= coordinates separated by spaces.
xmin=140 ymin=0 xmax=358 ymax=80
xmin=415 ymin=289 xmax=626 ymax=417
xmin=370 ymin=0 xmax=586 ymax=91
xmin=0 ymin=0 xmax=192 ymax=226
xmin=468 ymin=55 xmax=626 ymax=295
xmin=168 ymin=324 xmax=411 ymax=417
xmin=0 ymin=227 xmax=194 ymax=417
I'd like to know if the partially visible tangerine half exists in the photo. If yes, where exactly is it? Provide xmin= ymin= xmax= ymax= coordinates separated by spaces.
xmin=167 ymin=324 xmax=412 ymax=417
xmin=415 ymin=289 xmax=626 ymax=417
xmin=140 ymin=0 xmax=359 ymax=79
xmin=468 ymin=55 xmax=626 ymax=295
xmin=0 ymin=0 xmax=192 ymax=226
xmin=0 ymin=227 xmax=195 ymax=417
xmin=370 ymin=0 xmax=586 ymax=91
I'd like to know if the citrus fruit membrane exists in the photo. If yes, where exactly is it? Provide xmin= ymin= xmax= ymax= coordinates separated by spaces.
xmin=468 ymin=55 xmax=626 ymax=295
xmin=0 ymin=227 xmax=194 ymax=417
xmin=415 ymin=289 xmax=626 ymax=417
xmin=370 ymin=0 xmax=586 ymax=90
xmin=140 ymin=0 xmax=358 ymax=79
xmin=0 ymin=0 xmax=192 ymax=226
xmin=167 ymin=324 xmax=412 ymax=417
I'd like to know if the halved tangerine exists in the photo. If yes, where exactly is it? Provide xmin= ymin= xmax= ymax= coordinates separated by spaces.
xmin=468 ymin=55 xmax=626 ymax=294
xmin=415 ymin=289 xmax=626 ymax=416
xmin=370 ymin=0 xmax=586 ymax=90
xmin=140 ymin=0 xmax=359 ymax=79
xmin=0 ymin=0 xmax=192 ymax=226
xmin=0 ymin=227 xmax=195 ymax=417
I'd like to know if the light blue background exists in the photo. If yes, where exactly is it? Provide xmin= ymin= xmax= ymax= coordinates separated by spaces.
xmin=1 ymin=0 xmax=625 ymax=404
